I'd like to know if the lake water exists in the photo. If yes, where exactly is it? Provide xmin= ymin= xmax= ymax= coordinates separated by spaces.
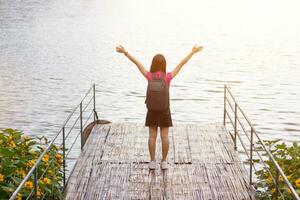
xmin=1 ymin=0 xmax=300 ymax=143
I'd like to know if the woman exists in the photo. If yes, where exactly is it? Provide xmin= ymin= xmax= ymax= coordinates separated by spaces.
xmin=116 ymin=44 xmax=203 ymax=170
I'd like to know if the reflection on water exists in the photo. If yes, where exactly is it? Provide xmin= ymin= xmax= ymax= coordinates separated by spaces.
xmin=0 ymin=0 xmax=300 ymax=143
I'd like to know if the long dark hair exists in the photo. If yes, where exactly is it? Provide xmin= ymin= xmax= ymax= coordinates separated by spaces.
xmin=150 ymin=54 xmax=166 ymax=73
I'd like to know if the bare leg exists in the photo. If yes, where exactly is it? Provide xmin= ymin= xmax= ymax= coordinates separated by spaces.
xmin=148 ymin=126 xmax=158 ymax=161
xmin=160 ymin=127 xmax=169 ymax=161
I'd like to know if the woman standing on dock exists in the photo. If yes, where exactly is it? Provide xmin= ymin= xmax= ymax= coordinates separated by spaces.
xmin=116 ymin=45 xmax=203 ymax=170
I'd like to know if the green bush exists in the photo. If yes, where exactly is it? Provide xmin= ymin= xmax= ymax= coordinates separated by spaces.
xmin=0 ymin=129 xmax=64 ymax=199
xmin=255 ymin=139 xmax=300 ymax=199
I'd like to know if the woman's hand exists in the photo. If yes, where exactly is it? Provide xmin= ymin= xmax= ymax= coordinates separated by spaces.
xmin=171 ymin=44 xmax=204 ymax=78
xmin=116 ymin=45 xmax=127 ymax=54
xmin=116 ymin=45 xmax=147 ymax=77
xmin=191 ymin=45 xmax=204 ymax=54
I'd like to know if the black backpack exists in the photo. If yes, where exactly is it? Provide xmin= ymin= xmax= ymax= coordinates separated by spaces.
xmin=145 ymin=73 xmax=169 ymax=112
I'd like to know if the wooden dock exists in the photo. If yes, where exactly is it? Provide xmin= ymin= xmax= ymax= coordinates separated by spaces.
xmin=64 ymin=123 xmax=255 ymax=200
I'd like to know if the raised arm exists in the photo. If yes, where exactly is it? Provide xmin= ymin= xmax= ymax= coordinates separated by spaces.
xmin=171 ymin=45 xmax=203 ymax=78
xmin=116 ymin=45 xmax=147 ymax=78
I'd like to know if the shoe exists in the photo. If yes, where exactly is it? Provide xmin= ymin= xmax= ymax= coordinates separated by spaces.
xmin=149 ymin=160 xmax=156 ymax=170
xmin=161 ymin=160 xmax=168 ymax=170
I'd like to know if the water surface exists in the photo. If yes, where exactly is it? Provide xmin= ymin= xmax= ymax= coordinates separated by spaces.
xmin=1 ymin=0 xmax=300 ymax=143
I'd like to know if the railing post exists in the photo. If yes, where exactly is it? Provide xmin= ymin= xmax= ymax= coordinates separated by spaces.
xmin=62 ymin=126 xmax=66 ymax=189
xmin=275 ymin=169 xmax=279 ymax=200
xmin=223 ymin=85 xmax=226 ymax=126
xmin=34 ymin=167 xmax=38 ymax=200
xmin=80 ymin=102 xmax=83 ymax=150
xmin=93 ymin=84 xmax=96 ymax=122
xmin=234 ymin=102 xmax=237 ymax=150
xmin=250 ymin=127 xmax=253 ymax=186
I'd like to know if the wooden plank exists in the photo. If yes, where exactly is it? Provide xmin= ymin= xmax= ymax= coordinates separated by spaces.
xmin=172 ymin=125 xmax=192 ymax=164
xmin=188 ymin=124 xmax=241 ymax=164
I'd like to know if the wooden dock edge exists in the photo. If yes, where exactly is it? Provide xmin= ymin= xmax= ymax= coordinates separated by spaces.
xmin=81 ymin=119 xmax=111 ymax=147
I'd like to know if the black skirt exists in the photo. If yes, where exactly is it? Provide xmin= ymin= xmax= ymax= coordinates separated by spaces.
xmin=145 ymin=108 xmax=173 ymax=127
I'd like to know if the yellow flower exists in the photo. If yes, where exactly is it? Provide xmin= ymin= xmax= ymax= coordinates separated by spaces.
xmin=42 ymin=154 xmax=49 ymax=162
xmin=8 ymin=140 xmax=16 ymax=148
xmin=279 ymin=175 xmax=283 ymax=182
xmin=24 ymin=181 xmax=33 ymax=189
xmin=0 ymin=139 xmax=3 ymax=145
xmin=37 ymin=189 xmax=43 ymax=198
xmin=295 ymin=178 xmax=300 ymax=188
xmin=16 ymin=193 xmax=22 ymax=200
xmin=16 ymin=169 xmax=26 ymax=178
xmin=271 ymin=188 xmax=275 ymax=193
xmin=287 ymin=175 xmax=291 ymax=180
xmin=43 ymin=177 xmax=51 ymax=185
xmin=0 ymin=174 xmax=4 ymax=183
xmin=287 ymin=189 xmax=292 ymax=194
xmin=33 ymin=151 xmax=39 ymax=158
xmin=26 ymin=160 xmax=35 ymax=168
xmin=23 ymin=135 xmax=31 ymax=141
xmin=267 ymin=176 xmax=273 ymax=184
xmin=55 ymin=153 xmax=62 ymax=159
xmin=56 ymin=158 xmax=63 ymax=165
xmin=20 ymin=150 xmax=26 ymax=157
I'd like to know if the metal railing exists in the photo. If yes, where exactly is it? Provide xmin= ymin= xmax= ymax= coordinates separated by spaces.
xmin=223 ymin=85 xmax=299 ymax=200
xmin=9 ymin=84 xmax=98 ymax=200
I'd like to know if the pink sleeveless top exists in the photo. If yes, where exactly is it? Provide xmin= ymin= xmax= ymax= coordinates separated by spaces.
xmin=146 ymin=71 xmax=173 ymax=86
